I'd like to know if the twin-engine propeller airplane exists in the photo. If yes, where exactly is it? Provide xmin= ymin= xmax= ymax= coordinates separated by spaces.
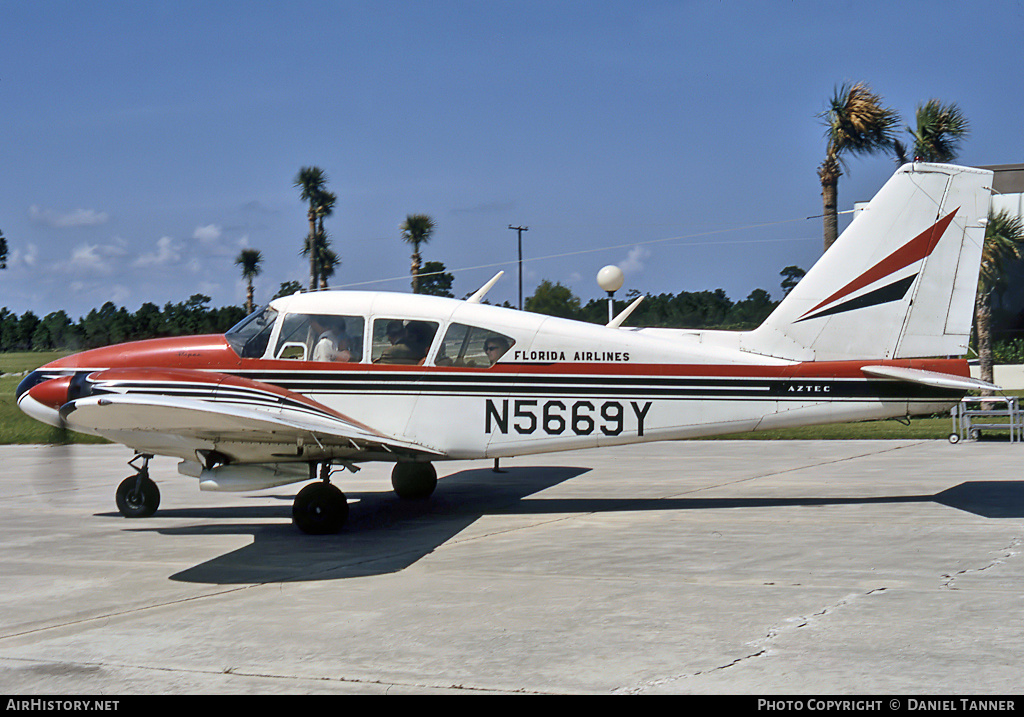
xmin=17 ymin=163 xmax=997 ymax=534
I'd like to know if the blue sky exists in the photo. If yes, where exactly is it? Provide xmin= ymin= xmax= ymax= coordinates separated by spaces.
xmin=2 ymin=0 xmax=1022 ymax=320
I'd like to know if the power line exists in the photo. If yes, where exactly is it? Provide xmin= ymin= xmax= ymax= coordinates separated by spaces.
xmin=333 ymin=214 xmax=815 ymax=292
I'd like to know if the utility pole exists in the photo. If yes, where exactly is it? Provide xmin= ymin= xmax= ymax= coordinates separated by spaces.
xmin=508 ymin=225 xmax=528 ymax=310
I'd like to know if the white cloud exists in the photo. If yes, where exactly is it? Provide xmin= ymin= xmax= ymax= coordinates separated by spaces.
xmin=193 ymin=224 xmax=222 ymax=243
xmin=29 ymin=205 xmax=110 ymax=228
xmin=57 ymin=242 xmax=118 ymax=274
xmin=133 ymin=236 xmax=181 ymax=267
xmin=619 ymin=245 xmax=651 ymax=275
xmin=9 ymin=243 xmax=39 ymax=268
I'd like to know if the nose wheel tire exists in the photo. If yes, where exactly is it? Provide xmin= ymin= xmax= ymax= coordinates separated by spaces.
xmin=116 ymin=474 xmax=161 ymax=518
xmin=292 ymin=481 xmax=349 ymax=535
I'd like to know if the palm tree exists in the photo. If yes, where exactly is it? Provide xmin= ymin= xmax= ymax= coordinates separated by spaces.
xmin=235 ymin=248 xmax=263 ymax=315
xmin=318 ymin=246 xmax=339 ymax=289
xmin=907 ymin=100 xmax=970 ymax=163
xmin=976 ymin=209 xmax=1024 ymax=389
xmin=400 ymin=214 xmax=436 ymax=293
xmin=818 ymin=82 xmax=901 ymax=252
xmin=294 ymin=166 xmax=328 ymax=290
xmin=299 ymin=190 xmax=337 ymax=291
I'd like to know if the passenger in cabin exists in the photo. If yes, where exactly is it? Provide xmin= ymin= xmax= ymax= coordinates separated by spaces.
xmin=483 ymin=335 xmax=511 ymax=365
xmin=310 ymin=315 xmax=353 ymax=362
xmin=377 ymin=320 xmax=434 ymax=364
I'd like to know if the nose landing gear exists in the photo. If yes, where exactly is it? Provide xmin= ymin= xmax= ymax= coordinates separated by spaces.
xmin=115 ymin=454 xmax=160 ymax=518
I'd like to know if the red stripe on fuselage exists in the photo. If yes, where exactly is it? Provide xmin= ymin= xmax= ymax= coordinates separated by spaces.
xmin=38 ymin=335 xmax=970 ymax=384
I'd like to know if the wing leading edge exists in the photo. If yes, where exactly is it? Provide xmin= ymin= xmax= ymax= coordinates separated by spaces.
xmin=58 ymin=368 xmax=444 ymax=465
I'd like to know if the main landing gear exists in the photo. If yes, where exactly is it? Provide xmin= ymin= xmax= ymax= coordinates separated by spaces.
xmin=112 ymin=454 xmax=440 ymax=534
xmin=116 ymin=454 xmax=160 ymax=518
xmin=291 ymin=461 xmax=439 ymax=535
xmin=292 ymin=463 xmax=350 ymax=535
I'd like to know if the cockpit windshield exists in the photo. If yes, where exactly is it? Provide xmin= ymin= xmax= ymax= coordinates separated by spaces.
xmin=225 ymin=306 xmax=279 ymax=358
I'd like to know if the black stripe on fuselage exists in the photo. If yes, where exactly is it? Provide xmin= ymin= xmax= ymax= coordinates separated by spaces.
xmin=230 ymin=370 xmax=961 ymax=402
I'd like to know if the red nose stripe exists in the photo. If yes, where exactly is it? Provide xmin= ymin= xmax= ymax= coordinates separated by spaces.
xmin=27 ymin=376 xmax=72 ymax=410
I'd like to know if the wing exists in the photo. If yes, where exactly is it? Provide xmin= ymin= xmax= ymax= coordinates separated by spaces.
xmin=58 ymin=367 xmax=443 ymax=464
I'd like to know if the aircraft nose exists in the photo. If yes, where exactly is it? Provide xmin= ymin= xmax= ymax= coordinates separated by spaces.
xmin=16 ymin=371 xmax=71 ymax=428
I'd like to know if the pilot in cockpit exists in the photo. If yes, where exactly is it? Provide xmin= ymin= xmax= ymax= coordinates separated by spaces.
xmin=310 ymin=315 xmax=353 ymax=362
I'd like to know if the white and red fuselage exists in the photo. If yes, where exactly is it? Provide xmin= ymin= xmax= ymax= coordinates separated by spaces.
xmin=17 ymin=290 xmax=970 ymax=466
xmin=15 ymin=163 xmax=994 ymax=499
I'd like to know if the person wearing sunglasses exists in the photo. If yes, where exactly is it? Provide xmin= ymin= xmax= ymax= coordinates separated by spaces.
xmin=482 ymin=336 xmax=511 ymax=366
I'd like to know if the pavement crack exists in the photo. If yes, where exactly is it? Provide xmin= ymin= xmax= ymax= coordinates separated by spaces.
xmin=618 ymin=587 xmax=890 ymax=694
xmin=941 ymin=536 xmax=1022 ymax=589
xmin=0 ymin=655 xmax=555 ymax=694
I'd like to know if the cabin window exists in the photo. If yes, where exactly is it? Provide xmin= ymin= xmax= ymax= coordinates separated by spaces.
xmin=436 ymin=323 xmax=515 ymax=367
xmin=371 ymin=319 xmax=439 ymax=364
xmin=225 ymin=307 xmax=279 ymax=359
xmin=274 ymin=313 xmax=365 ymax=362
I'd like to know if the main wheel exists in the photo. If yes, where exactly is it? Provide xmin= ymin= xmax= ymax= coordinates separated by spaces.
xmin=292 ymin=482 xmax=348 ymax=535
xmin=391 ymin=462 xmax=438 ymax=500
xmin=116 ymin=474 xmax=161 ymax=518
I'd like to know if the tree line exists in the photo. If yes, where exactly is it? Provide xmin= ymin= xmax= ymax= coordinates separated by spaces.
xmin=524 ymin=280 xmax=781 ymax=330
xmin=0 ymin=295 xmax=245 ymax=353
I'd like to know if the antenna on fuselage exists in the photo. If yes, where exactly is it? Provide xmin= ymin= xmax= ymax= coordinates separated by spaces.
xmin=606 ymin=295 xmax=644 ymax=328
xmin=465 ymin=271 xmax=504 ymax=304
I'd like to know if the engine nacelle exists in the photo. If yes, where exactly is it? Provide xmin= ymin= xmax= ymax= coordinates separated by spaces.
xmin=178 ymin=461 xmax=309 ymax=492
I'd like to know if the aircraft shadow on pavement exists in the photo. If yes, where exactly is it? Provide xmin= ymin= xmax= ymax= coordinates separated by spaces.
xmin=143 ymin=465 xmax=589 ymax=585
xmin=118 ymin=474 xmax=1023 ymax=585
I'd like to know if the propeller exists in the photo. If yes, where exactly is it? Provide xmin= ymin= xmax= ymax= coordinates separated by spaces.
xmin=17 ymin=371 xmax=80 ymax=499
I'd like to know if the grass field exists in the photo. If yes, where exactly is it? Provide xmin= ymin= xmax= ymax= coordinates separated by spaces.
xmin=0 ymin=351 xmax=1015 ymax=444
xmin=0 ymin=352 xmax=109 ymax=444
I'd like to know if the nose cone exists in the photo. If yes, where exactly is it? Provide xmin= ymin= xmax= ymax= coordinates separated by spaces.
xmin=16 ymin=371 xmax=70 ymax=428
xmin=27 ymin=375 xmax=72 ymax=409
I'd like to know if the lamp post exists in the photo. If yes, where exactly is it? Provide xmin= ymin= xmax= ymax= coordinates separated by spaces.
xmin=596 ymin=265 xmax=624 ymax=323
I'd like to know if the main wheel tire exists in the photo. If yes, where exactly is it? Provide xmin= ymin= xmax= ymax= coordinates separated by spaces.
xmin=292 ymin=482 xmax=348 ymax=535
xmin=115 ymin=474 xmax=161 ymax=518
xmin=391 ymin=462 xmax=438 ymax=500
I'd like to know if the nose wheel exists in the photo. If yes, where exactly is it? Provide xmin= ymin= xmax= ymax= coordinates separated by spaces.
xmin=115 ymin=454 xmax=160 ymax=518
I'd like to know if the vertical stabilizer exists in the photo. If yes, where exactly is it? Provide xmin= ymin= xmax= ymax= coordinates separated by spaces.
xmin=741 ymin=163 xmax=992 ymax=361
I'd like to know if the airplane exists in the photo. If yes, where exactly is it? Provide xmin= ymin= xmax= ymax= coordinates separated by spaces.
xmin=16 ymin=162 xmax=997 ymax=535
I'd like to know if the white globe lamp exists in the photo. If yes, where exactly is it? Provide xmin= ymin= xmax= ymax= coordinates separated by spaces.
xmin=596 ymin=265 xmax=625 ymax=322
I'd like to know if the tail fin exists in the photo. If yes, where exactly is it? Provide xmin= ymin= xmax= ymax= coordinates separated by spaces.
xmin=742 ymin=163 xmax=992 ymax=361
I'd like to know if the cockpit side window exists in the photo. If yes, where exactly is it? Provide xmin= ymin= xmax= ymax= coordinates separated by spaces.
xmin=371 ymin=319 xmax=439 ymax=365
xmin=225 ymin=307 xmax=279 ymax=359
xmin=274 ymin=313 xmax=365 ymax=362
xmin=436 ymin=323 xmax=515 ymax=367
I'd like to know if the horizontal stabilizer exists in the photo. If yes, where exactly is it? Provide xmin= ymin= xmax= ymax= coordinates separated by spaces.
xmin=861 ymin=365 xmax=1001 ymax=392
